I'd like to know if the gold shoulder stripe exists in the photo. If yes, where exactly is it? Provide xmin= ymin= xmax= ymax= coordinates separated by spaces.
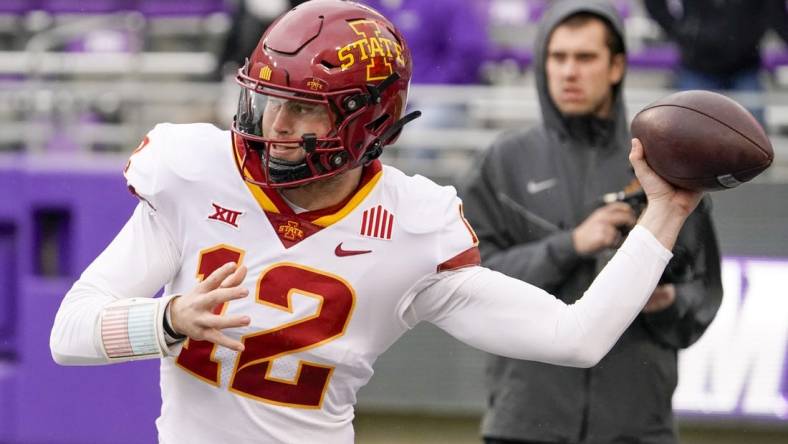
xmin=233 ymin=143 xmax=280 ymax=214
xmin=312 ymin=169 xmax=383 ymax=227
xmin=245 ymin=181 xmax=279 ymax=214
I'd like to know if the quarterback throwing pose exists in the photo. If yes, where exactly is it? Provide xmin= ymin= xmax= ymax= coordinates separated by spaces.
xmin=51 ymin=1 xmax=703 ymax=442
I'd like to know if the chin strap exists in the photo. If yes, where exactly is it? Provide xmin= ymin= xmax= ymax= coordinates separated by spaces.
xmin=361 ymin=110 xmax=422 ymax=164
xmin=265 ymin=152 xmax=314 ymax=184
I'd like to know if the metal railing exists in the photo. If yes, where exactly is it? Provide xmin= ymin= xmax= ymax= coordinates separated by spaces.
xmin=1 ymin=79 xmax=787 ymax=185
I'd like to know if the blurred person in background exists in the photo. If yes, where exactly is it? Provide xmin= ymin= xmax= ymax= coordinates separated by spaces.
xmin=215 ymin=0 xmax=309 ymax=79
xmin=360 ymin=0 xmax=489 ymax=85
xmin=48 ymin=0 xmax=706 ymax=442
xmin=462 ymin=1 xmax=723 ymax=443
xmin=644 ymin=0 xmax=788 ymax=127
xmin=361 ymin=0 xmax=491 ymax=164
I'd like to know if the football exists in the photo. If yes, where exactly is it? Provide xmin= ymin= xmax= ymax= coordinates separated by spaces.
xmin=630 ymin=90 xmax=773 ymax=191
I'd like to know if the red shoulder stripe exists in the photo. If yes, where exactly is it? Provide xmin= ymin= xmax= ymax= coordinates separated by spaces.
xmin=437 ymin=247 xmax=481 ymax=272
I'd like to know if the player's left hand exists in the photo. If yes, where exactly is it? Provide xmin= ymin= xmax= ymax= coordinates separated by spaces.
xmin=629 ymin=138 xmax=703 ymax=218
xmin=642 ymin=283 xmax=676 ymax=313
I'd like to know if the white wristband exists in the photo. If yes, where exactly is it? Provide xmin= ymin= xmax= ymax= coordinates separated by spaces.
xmin=98 ymin=298 xmax=171 ymax=361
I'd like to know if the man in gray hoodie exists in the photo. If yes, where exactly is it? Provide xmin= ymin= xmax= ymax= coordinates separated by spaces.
xmin=462 ymin=1 xmax=723 ymax=443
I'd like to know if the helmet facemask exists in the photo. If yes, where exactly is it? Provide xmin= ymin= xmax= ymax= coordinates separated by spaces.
xmin=232 ymin=66 xmax=418 ymax=189
xmin=232 ymin=70 xmax=364 ymax=188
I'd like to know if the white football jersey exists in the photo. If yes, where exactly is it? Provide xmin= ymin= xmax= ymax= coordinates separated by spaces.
xmin=51 ymin=123 xmax=673 ymax=444
xmin=125 ymin=123 xmax=480 ymax=443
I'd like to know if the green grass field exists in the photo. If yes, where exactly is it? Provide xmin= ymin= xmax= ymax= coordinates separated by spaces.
xmin=354 ymin=412 xmax=788 ymax=444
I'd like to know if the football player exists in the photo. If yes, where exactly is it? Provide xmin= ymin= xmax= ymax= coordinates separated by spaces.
xmin=50 ymin=1 xmax=703 ymax=442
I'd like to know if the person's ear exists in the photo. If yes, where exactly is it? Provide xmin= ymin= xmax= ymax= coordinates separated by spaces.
xmin=609 ymin=53 xmax=626 ymax=85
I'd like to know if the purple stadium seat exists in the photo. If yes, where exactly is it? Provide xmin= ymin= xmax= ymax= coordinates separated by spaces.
xmin=0 ymin=0 xmax=39 ymax=14
xmin=487 ymin=47 xmax=533 ymax=69
xmin=135 ymin=0 xmax=228 ymax=17
xmin=628 ymin=45 xmax=680 ymax=70
xmin=612 ymin=0 xmax=631 ymax=18
xmin=763 ymin=49 xmax=788 ymax=73
xmin=41 ymin=0 xmax=133 ymax=14
xmin=525 ymin=0 xmax=548 ymax=22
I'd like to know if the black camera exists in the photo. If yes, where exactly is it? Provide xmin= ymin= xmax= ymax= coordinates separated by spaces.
xmin=601 ymin=188 xmax=647 ymax=216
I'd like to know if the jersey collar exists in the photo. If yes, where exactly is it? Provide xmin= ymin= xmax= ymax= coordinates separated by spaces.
xmin=236 ymin=148 xmax=383 ymax=247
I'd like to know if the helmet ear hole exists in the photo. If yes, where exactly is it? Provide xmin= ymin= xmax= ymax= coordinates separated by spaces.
xmin=320 ymin=60 xmax=338 ymax=69
xmin=365 ymin=113 xmax=391 ymax=133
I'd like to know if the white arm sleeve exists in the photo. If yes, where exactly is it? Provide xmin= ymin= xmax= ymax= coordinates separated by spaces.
xmin=402 ymin=225 xmax=672 ymax=367
xmin=50 ymin=202 xmax=180 ymax=365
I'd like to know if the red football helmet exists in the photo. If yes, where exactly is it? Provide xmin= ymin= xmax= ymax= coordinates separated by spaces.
xmin=232 ymin=0 xmax=419 ymax=188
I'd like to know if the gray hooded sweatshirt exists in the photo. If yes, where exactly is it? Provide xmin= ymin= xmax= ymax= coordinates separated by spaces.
xmin=461 ymin=1 xmax=722 ymax=442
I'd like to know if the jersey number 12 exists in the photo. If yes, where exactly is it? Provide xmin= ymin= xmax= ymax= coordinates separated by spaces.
xmin=176 ymin=244 xmax=356 ymax=408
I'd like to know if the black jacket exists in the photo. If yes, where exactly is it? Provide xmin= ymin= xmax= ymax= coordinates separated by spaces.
xmin=645 ymin=0 xmax=788 ymax=75
xmin=461 ymin=1 xmax=723 ymax=442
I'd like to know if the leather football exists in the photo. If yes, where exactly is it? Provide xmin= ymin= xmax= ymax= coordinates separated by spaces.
xmin=631 ymin=90 xmax=773 ymax=191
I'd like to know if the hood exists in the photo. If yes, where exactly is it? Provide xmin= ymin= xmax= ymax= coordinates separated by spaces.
xmin=534 ymin=0 xmax=628 ymax=142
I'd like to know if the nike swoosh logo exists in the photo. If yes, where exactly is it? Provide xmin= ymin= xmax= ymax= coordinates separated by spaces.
xmin=335 ymin=242 xmax=372 ymax=257
xmin=526 ymin=178 xmax=557 ymax=194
